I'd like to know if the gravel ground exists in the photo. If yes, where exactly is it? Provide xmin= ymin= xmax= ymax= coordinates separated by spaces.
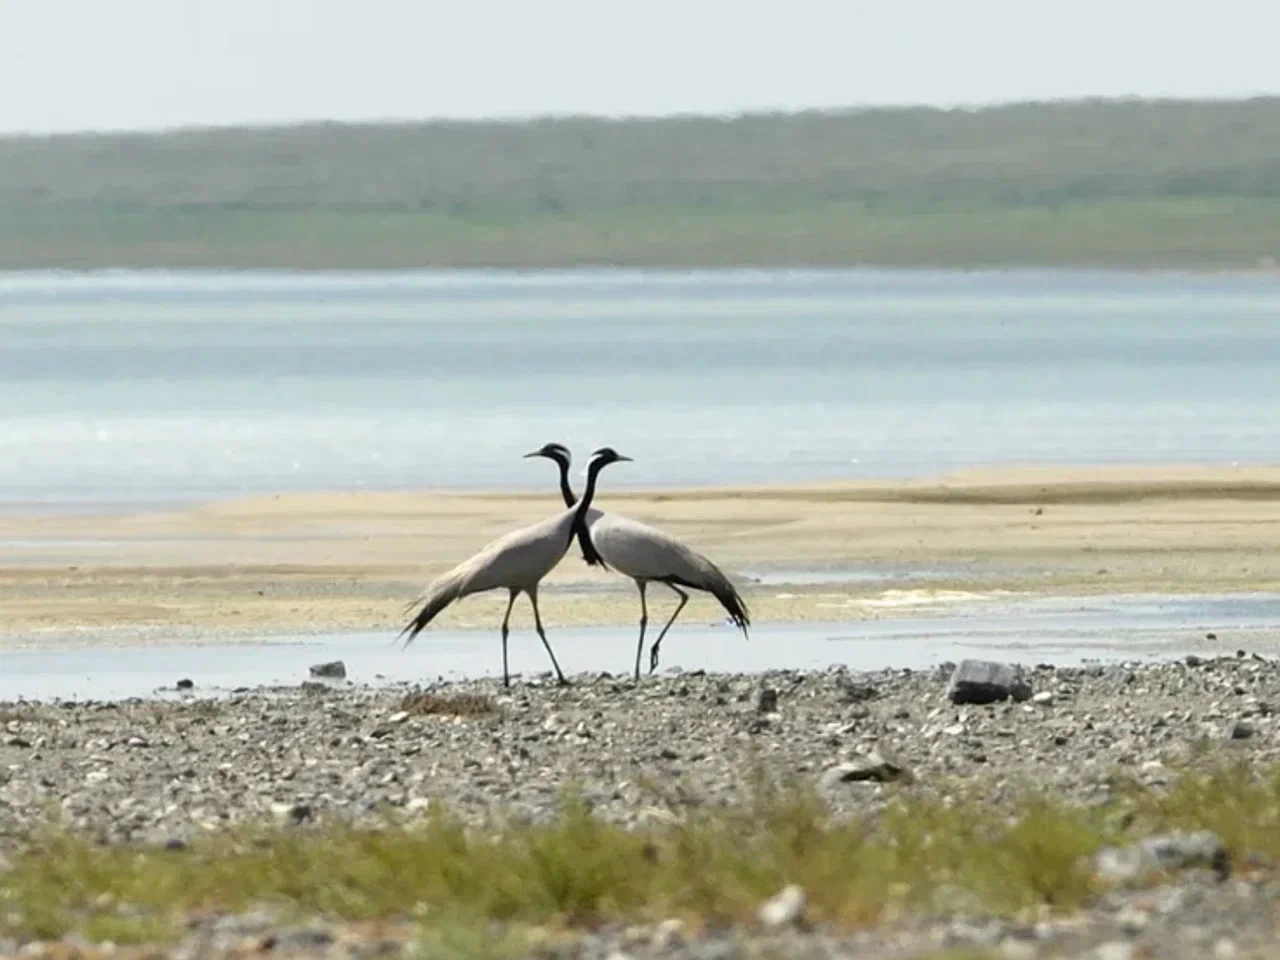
xmin=4 ymin=651 xmax=1280 ymax=958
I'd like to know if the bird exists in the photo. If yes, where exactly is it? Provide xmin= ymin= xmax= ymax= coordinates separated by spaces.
xmin=399 ymin=446 xmax=631 ymax=687
xmin=524 ymin=442 xmax=749 ymax=681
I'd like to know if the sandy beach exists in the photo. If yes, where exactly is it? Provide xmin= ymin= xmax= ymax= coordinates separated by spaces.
xmin=3 ymin=464 xmax=1280 ymax=646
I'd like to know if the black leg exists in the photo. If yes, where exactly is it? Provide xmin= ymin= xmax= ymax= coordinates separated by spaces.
xmin=528 ymin=587 xmax=568 ymax=686
xmin=633 ymin=580 xmax=649 ymax=682
xmin=648 ymin=583 xmax=689 ymax=674
xmin=500 ymin=589 xmax=518 ymax=688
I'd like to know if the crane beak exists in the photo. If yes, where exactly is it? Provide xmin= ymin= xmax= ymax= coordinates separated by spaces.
xmin=522 ymin=450 xmax=542 ymax=459
xmin=616 ymin=455 xmax=634 ymax=462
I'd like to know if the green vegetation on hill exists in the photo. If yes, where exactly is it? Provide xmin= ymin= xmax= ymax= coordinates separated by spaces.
xmin=2 ymin=98 xmax=1279 ymax=269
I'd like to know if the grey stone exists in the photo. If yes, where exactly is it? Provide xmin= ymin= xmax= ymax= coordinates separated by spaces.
xmin=1226 ymin=719 xmax=1254 ymax=740
xmin=946 ymin=660 xmax=1033 ymax=704
xmin=820 ymin=747 xmax=912 ymax=787
xmin=1096 ymin=830 xmax=1229 ymax=884
xmin=1141 ymin=830 xmax=1230 ymax=877
xmin=309 ymin=660 xmax=347 ymax=679
xmin=757 ymin=687 xmax=779 ymax=713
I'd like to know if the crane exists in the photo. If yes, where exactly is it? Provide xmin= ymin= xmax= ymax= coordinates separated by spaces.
xmin=399 ymin=446 xmax=631 ymax=687
xmin=524 ymin=442 xmax=749 ymax=681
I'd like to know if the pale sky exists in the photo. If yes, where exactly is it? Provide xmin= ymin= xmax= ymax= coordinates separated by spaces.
xmin=2 ymin=0 xmax=1279 ymax=134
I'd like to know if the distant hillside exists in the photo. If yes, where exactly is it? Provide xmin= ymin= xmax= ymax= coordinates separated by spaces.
xmin=2 ymin=98 xmax=1279 ymax=269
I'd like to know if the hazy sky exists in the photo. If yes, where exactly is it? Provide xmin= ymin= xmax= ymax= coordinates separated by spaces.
xmin=3 ymin=0 xmax=1279 ymax=134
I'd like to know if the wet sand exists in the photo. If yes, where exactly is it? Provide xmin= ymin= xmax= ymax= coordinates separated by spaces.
xmin=3 ymin=465 xmax=1280 ymax=646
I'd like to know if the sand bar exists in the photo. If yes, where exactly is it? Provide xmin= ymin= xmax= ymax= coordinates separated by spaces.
xmin=3 ymin=464 xmax=1280 ymax=646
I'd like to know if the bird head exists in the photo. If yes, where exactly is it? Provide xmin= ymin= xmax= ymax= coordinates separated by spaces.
xmin=523 ymin=442 xmax=572 ymax=464
xmin=590 ymin=446 xmax=633 ymax=465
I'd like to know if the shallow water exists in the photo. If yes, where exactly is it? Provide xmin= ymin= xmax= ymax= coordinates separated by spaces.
xmin=3 ymin=592 xmax=1278 ymax=702
xmin=3 ymin=268 xmax=1280 ymax=508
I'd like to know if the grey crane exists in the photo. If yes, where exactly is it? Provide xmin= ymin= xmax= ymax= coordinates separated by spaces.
xmin=399 ymin=446 xmax=631 ymax=687
xmin=524 ymin=442 xmax=749 ymax=680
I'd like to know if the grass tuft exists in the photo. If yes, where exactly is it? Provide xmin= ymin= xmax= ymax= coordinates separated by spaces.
xmin=3 ymin=761 xmax=1280 ymax=947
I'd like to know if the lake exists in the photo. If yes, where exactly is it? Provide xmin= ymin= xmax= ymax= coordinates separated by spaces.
xmin=1 ymin=267 xmax=1278 ymax=509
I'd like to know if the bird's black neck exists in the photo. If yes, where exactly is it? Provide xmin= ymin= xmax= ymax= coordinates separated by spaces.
xmin=569 ymin=454 xmax=608 ymax=567
xmin=552 ymin=456 xmax=577 ymax=508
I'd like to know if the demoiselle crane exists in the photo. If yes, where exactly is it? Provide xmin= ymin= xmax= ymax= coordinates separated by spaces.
xmin=524 ymin=442 xmax=749 ymax=680
xmin=399 ymin=446 xmax=631 ymax=687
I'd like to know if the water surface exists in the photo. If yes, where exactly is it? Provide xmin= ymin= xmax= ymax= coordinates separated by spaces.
xmin=4 ymin=592 xmax=1276 ymax=702
xmin=2 ymin=268 xmax=1278 ymax=508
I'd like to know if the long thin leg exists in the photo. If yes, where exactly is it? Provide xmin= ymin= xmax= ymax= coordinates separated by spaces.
xmin=648 ymin=583 xmax=689 ymax=675
xmin=500 ymin=589 xmax=518 ymax=688
xmin=633 ymin=580 xmax=649 ymax=682
xmin=528 ymin=587 xmax=568 ymax=686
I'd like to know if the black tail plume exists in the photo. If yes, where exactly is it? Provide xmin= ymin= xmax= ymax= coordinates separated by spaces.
xmin=398 ymin=575 xmax=463 ymax=647
xmin=669 ymin=561 xmax=750 ymax=637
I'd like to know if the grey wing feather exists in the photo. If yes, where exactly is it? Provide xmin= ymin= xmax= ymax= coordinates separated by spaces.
xmin=592 ymin=515 xmax=750 ymax=634
xmin=399 ymin=510 xmax=576 ymax=646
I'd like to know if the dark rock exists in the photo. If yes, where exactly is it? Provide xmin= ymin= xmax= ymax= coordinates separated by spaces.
xmin=837 ymin=674 xmax=879 ymax=703
xmin=267 ymin=926 xmax=336 ymax=951
xmin=757 ymin=688 xmax=779 ymax=713
xmin=176 ymin=678 xmax=194 ymax=690
xmin=1185 ymin=654 xmax=1206 ymax=667
xmin=309 ymin=660 xmax=347 ymax=679
xmin=1142 ymin=831 xmax=1230 ymax=879
xmin=1226 ymin=719 xmax=1255 ymax=740
xmin=5 ymin=736 xmax=31 ymax=749
xmin=945 ymin=660 xmax=1032 ymax=705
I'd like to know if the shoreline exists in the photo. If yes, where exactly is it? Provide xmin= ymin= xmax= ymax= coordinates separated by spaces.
xmin=7 ymin=460 xmax=1280 ymax=514
xmin=3 ymin=464 xmax=1280 ymax=646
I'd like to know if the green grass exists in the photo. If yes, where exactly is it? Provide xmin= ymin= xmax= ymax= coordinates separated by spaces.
xmin=2 ymin=196 xmax=1279 ymax=269
xmin=2 ymin=763 xmax=1279 ymax=947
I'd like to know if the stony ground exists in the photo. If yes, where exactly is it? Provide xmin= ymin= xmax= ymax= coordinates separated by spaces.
xmin=4 ymin=650 xmax=1280 ymax=958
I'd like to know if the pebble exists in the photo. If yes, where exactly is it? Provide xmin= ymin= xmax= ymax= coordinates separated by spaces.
xmin=757 ymin=884 xmax=807 ymax=928
xmin=820 ymin=747 xmax=912 ymax=787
